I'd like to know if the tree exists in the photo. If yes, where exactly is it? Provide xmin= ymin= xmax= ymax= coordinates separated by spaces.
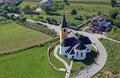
xmin=64 ymin=0 xmax=68 ymax=3
xmin=31 ymin=5 xmax=37 ymax=12
xmin=71 ymin=9 xmax=77 ymax=15
xmin=23 ymin=5 xmax=32 ymax=14
xmin=111 ymin=0 xmax=116 ymax=7
xmin=109 ymin=9 xmax=118 ymax=19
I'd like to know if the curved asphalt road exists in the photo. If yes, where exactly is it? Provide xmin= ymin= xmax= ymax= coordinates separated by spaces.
xmin=26 ymin=19 xmax=107 ymax=78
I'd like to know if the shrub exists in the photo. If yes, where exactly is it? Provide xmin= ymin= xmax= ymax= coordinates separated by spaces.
xmin=71 ymin=9 xmax=77 ymax=15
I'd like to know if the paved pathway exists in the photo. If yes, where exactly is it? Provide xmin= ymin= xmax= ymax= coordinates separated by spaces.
xmin=54 ymin=45 xmax=73 ymax=78
xmin=94 ymin=34 xmax=120 ymax=43
xmin=26 ymin=19 xmax=107 ymax=78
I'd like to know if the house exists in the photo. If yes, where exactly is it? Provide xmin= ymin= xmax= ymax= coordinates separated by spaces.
xmin=0 ymin=0 xmax=4 ymax=4
xmin=6 ymin=0 xmax=16 ymax=5
xmin=39 ymin=0 xmax=53 ymax=8
xmin=59 ymin=15 xmax=92 ymax=60
xmin=89 ymin=15 xmax=111 ymax=33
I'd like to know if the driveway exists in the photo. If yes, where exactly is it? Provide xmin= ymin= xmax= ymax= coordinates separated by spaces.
xmin=26 ymin=19 xmax=107 ymax=78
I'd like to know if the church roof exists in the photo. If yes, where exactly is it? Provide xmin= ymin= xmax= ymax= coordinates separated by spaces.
xmin=69 ymin=48 xmax=75 ymax=54
xmin=79 ymin=37 xmax=92 ymax=44
xmin=63 ymin=37 xmax=80 ymax=47
xmin=60 ymin=15 xmax=67 ymax=28
xmin=75 ymin=42 xmax=86 ymax=50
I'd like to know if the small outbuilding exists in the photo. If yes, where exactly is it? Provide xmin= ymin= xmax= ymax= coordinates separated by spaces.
xmin=6 ymin=0 xmax=16 ymax=5
xmin=39 ymin=0 xmax=53 ymax=8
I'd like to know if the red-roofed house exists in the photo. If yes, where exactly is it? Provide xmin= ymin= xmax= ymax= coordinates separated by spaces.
xmin=6 ymin=0 xmax=16 ymax=5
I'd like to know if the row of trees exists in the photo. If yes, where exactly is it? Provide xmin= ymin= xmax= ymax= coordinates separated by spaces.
xmin=1 ymin=3 xmax=38 ymax=14
xmin=111 ymin=0 xmax=117 ymax=7
xmin=42 ymin=1 xmax=64 ymax=15
xmin=108 ymin=9 xmax=120 ymax=28
xmin=22 ymin=5 xmax=38 ymax=14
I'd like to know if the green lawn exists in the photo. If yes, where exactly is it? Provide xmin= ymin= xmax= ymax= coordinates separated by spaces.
xmin=0 ymin=22 xmax=52 ymax=53
xmin=70 ymin=46 xmax=97 ymax=78
xmin=50 ymin=50 xmax=65 ymax=69
xmin=107 ymin=27 xmax=120 ymax=41
xmin=93 ymin=39 xmax=120 ymax=78
xmin=19 ymin=1 xmax=39 ymax=9
xmin=0 ymin=41 xmax=65 ymax=78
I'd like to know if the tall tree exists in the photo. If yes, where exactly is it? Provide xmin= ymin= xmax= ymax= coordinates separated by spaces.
xmin=23 ymin=5 xmax=32 ymax=14
xmin=111 ymin=0 xmax=116 ymax=7
xmin=64 ymin=0 xmax=68 ymax=3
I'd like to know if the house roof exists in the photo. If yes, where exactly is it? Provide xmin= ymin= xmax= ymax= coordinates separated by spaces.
xmin=79 ymin=37 xmax=92 ymax=44
xmin=75 ymin=42 xmax=86 ymax=50
xmin=6 ymin=0 xmax=14 ymax=2
xmin=60 ymin=15 xmax=67 ymax=28
xmin=99 ymin=20 xmax=111 ymax=27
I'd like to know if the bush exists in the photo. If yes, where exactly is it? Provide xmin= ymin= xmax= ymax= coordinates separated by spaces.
xmin=109 ymin=9 xmax=118 ymax=19
xmin=71 ymin=9 xmax=77 ymax=15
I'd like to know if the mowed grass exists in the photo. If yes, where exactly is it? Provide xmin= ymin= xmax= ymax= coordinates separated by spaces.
xmin=0 ymin=22 xmax=52 ymax=53
xmin=19 ymin=1 xmax=39 ymax=9
xmin=93 ymin=39 xmax=120 ymax=78
xmin=0 ymin=42 xmax=65 ymax=78
xmin=107 ymin=27 xmax=120 ymax=41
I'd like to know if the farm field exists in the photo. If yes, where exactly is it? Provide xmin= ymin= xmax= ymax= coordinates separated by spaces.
xmin=93 ymin=39 xmax=120 ymax=78
xmin=0 ymin=41 xmax=65 ymax=78
xmin=0 ymin=22 xmax=52 ymax=53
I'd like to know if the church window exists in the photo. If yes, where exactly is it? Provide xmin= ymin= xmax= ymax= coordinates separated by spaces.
xmin=87 ymin=49 xmax=89 ymax=51
xmin=81 ymin=52 xmax=83 ymax=57
xmin=77 ymin=52 xmax=79 ymax=57
xmin=64 ymin=29 xmax=66 ymax=32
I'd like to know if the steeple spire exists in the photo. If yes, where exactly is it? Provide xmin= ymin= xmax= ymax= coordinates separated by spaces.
xmin=60 ymin=15 xmax=67 ymax=28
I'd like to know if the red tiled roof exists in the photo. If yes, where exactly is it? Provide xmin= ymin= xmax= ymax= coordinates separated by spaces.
xmin=6 ymin=0 xmax=14 ymax=2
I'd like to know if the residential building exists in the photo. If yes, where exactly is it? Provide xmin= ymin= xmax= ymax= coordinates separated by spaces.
xmin=6 ymin=0 xmax=16 ymax=5
xmin=89 ymin=15 xmax=111 ymax=33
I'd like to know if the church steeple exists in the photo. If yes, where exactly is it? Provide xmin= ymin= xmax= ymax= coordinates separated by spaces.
xmin=60 ymin=15 xmax=68 ymax=43
xmin=60 ymin=15 xmax=67 ymax=28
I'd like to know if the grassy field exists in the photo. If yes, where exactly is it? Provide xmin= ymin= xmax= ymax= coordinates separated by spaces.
xmin=0 ymin=22 xmax=52 ymax=53
xmin=50 ymin=50 xmax=65 ymax=69
xmin=93 ymin=39 xmax=120 ymax=78
xmin=107 ymin=27 xmax=120 ymax=41
xmin=70 ymin=46 xmax=97 ymax=78
xmin=55 ymin=0 xmax=120 ymax=3
xmin=0 ymin=41 xmax=65 ymax=78
xmin=19 ymin=1 xmax=39 ymax=9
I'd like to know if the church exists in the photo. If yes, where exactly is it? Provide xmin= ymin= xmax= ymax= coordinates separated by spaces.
xmin=59 ymin=15 xmax=92 ymax=60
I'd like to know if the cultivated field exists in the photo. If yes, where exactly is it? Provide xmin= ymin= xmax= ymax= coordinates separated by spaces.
xmin=0 ymin=22 xmax=52 ymax=53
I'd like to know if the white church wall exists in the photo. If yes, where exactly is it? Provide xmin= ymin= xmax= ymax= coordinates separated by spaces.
xmin=67 ymin=54 xmax=74 ymax=60
xmin=74 ymin=49 xmax=87 ymax=60
xmin=60 ymin=46 xmax=70 ymax=56
xmin=85 ymin=44 xmax=92 ymax=53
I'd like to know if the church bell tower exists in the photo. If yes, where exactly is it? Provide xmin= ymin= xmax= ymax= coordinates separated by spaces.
xmin=60 ymin=15 xmax=68 ymax=43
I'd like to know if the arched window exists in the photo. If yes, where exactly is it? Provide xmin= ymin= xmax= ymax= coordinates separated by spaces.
xmin=77 ymin=52 xmax=79 ymax=57
xmin=64 ymin=29 xmax=66 ymax=32
xmin=81 ymin=52 xmax=83 ymax=57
